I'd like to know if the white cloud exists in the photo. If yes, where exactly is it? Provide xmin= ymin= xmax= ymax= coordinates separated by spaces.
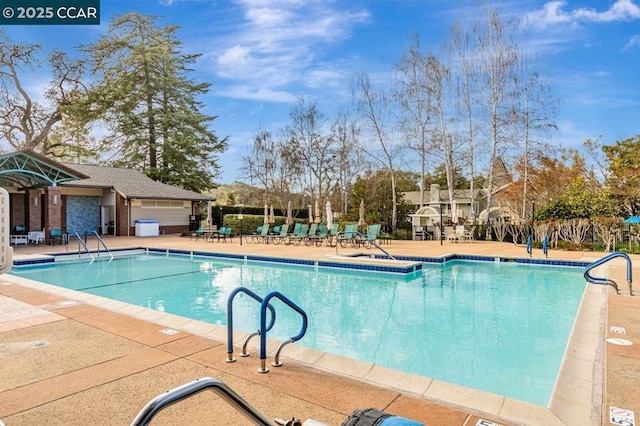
xmin=527 ymin=1 xmax=572 ymax=27
xmin=574 ymin=0 xmax=640 ymax=22
xmin=208 ymin=0 xmax=370 ymax=102
xmin=623 ymin=34 xmax=640 ymax=50
xmin=216 ymin=85 xmax=297 ymax=103
xmin=527 ymin=0 xmax=640 ymax=29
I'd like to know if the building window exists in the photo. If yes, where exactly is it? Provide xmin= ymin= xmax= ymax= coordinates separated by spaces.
xmin=140 ymin=200 xmax=185 ymax=208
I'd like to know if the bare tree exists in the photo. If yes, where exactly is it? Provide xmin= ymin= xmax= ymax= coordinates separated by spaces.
xmin=0 ymin=31 xmax=85 ymax=155
xmin=354 ymin=73 xmax=402 ymax=231
xmin=286 ymin=97 xmax=337 ymax=204
xmin=331 ymin=111 xmax=361 ymax=214
xmin=448 ymin=22 xmax=480 ymax=220
xmin=395 ymin=34 xmax=433 ymax=208
xmin=423 ymin=53 xmax=462 ymax=209
xmin=513 ymin=54 xmax=559 ymax=219
xmin=471 ymin=8 xmax=520 ymax=225
xmin=242 ymin=129 xmax=280 ymax=203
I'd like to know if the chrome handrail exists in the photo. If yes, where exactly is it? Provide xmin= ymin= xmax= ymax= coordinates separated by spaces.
xmin=584 ymin=251 xmax=633 ymax=295
xmin=226 ymin=287 xmax=276 ymax=362
xmin=130 ymin=377 xmax=273 ymax=426
xmin=334 ymin=231 xmax=396 ymax=260
xmin=84 ymin=230 xmax=113 ymax=259
xmin=259 ymin=291 xmax=307 ymax=373
xmin=74 ymin=232 xmax=94 ymax=261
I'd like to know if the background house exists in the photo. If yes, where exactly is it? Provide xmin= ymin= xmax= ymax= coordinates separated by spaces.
xmin=403 ymin=158 xmax=516 ymax=240
xmin=1 ymin=150 xmax=213 ymax=242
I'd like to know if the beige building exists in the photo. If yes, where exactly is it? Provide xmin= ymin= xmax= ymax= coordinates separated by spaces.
xmin=0 ymin=150 xmax=213 ymax=243
xmin=404 ymin=158 xmax=515 ymax=240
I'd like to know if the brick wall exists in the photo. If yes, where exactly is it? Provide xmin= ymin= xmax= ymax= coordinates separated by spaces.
xmin=116 ymin=193 xmax=128 ymax=236
xmin=27 ymin=189 xmax=41 ymax=231
xmin=43 ymin=187 xmax=62 ymax=244
xmin=160 ymin=225 xmax=188 ymax=235
xmin=10 ymin=193 xmax=26 ymax=231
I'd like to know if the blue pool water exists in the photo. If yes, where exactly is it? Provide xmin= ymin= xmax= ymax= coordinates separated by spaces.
xmin=10 ymin=254 xmax=586 ymax=406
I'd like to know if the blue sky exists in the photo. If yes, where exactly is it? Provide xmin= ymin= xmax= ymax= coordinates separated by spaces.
xmin=3 ymin=0 xmax=639 ymax=183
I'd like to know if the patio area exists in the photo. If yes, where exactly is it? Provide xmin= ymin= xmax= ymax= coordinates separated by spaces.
xmin=1 ymin=235 xmax=638 ymax=425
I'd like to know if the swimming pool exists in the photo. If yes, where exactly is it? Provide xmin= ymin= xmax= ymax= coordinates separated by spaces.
xmin=10 ymin=253 xmax=587 ymax=406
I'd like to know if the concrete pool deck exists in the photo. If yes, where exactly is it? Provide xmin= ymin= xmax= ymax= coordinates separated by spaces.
xmin=0 ymin=235 xmax=639 ymax=425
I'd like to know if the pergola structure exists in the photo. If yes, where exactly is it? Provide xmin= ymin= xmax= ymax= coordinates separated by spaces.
xmin=0 ymin=150 xmax=88 ymax=243
xmin=0 ymin=150 xmax=87 ymax=188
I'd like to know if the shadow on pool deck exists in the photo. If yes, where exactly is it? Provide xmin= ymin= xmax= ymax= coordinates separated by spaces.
xmin=1 ymin=235 xmax=639 ymax=425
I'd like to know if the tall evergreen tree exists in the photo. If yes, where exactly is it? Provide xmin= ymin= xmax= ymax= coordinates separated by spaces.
xmin=79 ymin=13 xmax=226 ymax=191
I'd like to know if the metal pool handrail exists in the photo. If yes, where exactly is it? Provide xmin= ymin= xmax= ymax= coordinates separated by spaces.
xmin=84 ymin=230 xmax=113 ymax=259
xmin=226 ymin=287 xmax=276 ymax=362
xmin=584 ymin=251 xmax=633 ymax=295
xmin=74 ymin=232 xmax=94 ymax=261
xmin=258 ymin=291 xmax=308 ymax=373
xmin=130 ymin=377 xmax=273 ymax=426
xmin=334 ymin=230 xmax=396 ymax=260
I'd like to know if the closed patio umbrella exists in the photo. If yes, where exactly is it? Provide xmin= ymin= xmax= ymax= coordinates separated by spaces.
xmin=308 ymin=204 xmax=313 ymax=223
xmin=264 ymin=204 xmax=269 ymax=224
xmin=286 ymin=200 xmax=293 ymax=225
xmin=269 ymin=205 xmax=275 ymax=224
xmin=358 ymin=199 xmax=366 ymax=226
xmin=326 ymin=200 xmax=333 ymax=230
xmin=314 ymin=200 xmax=322 ymax=224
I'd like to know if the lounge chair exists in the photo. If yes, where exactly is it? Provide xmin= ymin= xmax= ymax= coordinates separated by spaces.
xmin=325 ymin=223 xmax=340 ymax=247
xmin=269 ymin=224 xmax=290 ymax=245
xmin=338 ymin=224 xmax=358 ymax=248
xmin=254 ymin=225 xmax=270 ymax=243
xmin=290 ymin=222 xmax=302 ymax=236
xmin=249 ymin=225 xmax=263 ymax=243
xmin=307 ymin=224 xmax=328 ymax=247
xmin=304 ymin=223 xmax=318 ymax=245
xmin=361 ymin=224 xmax=381 ymax=249
xmin=290 ymin=224 xmax=309 ymax=246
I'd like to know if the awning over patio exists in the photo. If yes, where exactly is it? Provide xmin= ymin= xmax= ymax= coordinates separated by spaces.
xmin=0 ymin=149 xmax=88 ymax=189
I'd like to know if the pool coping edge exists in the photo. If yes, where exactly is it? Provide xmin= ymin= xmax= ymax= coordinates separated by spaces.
xmin=2 ymin=269 xmax=603 ymax=426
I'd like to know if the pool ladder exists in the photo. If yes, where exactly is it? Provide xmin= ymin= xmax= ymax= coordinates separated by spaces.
xmin=584 ymin=251 xmax=633 ymax=295
xmin=226 ymin=287 xmax=308 ymax=373
xmin=73 ymin=231 xmax=113 ymax=260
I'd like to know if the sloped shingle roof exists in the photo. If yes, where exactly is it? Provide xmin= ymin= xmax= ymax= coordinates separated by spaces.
xmin=62 ymin=163 xmax=214 ymax=201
